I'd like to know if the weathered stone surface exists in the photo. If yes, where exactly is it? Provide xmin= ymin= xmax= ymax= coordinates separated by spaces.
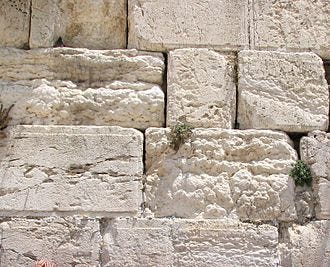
xmin=280 ymin=221 xmax=330 ymax=267
xmin=167 ymin=49 xmax=236 ymax=128
xmin=30 ymin=0 xmax=127 ymax=49
xmin=102 ymin=219 xmax=279 ymax=267
xmin=0 ymin=48 xmax=164 ymax=129
xmin=128 ymin=0 xmax=248 ymax=52
xmin=0 ymin=217 xmax=100 ymax=266
xmin=0 ymin=0 xmax=30 ymax=48
xmin=145 ymin=128 xmax=297 ymax=221
xmin=238 ymin=50 xmax=329 ymax=132
xmin=251 ymin=0 xmax=330 ymax=59
xmin=301 ymin=131 xmax=330 ymax=219
xmin=0 ymin=126 xmax=143 ymax=216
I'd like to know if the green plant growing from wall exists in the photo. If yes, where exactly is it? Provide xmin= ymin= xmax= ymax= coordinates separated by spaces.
xmin=169 ymin=122 xmax=193 ymax=151
xmin=289 ymin=160 xmax=313 ymax=186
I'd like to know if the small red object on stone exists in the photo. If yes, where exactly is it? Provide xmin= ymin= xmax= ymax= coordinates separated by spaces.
xmin=35 ymin=259 xmax=55 ymax=267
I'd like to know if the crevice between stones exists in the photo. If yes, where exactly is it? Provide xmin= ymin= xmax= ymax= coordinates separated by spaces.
xmin=162 ymin=52 xmax=168 ymax=128
xmin=323 ymin=60 xmax=330 ymax=132
xmin=233 ymin=52 xmax=240 ymax=129
xmin=27 ymin=0 xmax=32 ymax=50
xmin=125 ymin=0 xmax=129 ymax=49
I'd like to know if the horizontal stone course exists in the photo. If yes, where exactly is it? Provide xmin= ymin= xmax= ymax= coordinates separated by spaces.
xmin=145 ymin=128 xmax=297 ymax=221
xmin=0 ymin=125 xmax=143 ymax=216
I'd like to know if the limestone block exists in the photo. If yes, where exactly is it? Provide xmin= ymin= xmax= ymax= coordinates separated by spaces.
xmin=145 ymin=128 xmax=297 ymax=221
xmin=251 ymin=0 xmax=330 ymax=59
xmin=167 ymin=49 xmax=236 ymax=128
xmin=0 ymin=48 xmax=165 ymax=129
xmin=0 ymin=0 xmax=30 ymax=48
xmin=238 ymin=51 xmax=329 ymax=132
xmin=0 ymin=217 xmax=100 ymax=266
xmin=0 ymin=126 xmax=143 ymax=216
xmin=301 ymin=131 xmax=330 ymax=219
xmin=102 ymin=219 xmax=279 ymax=267
xmin=281 ymin=221 xmax=330 ymax=267
xmin=30 ymin=0 xmax=127 ymax=49
xmin=128 ymin=0 xmax=249 ymax=52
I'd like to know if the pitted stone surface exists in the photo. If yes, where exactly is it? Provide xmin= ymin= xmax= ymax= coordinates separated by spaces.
xmin=167 ymin=49 xmax=236 ymax=128
xmin=251 ymin=0 xmax=330 ymax=59
xmin=145 ymin=128 xmax=297 ymax=221
xmin=31 ymin=0 xmax=127 ymax=49
xmin=0 ymin=0 xmax=30 ymax=48
xmin=128 ymin=0 xmax=248 ymax=52
xmin=238 ymin=51 xmax=329 ymax=132
xmin=301 ymin=131 xmax=330 ymax=219
xmin=0 ymin=48 xmax=164 ymax=129
xmin=102 ymin=219 xmax=279 ymax=267
xmin=0 ymin=126 xmax=143 ymax=216
xmin=0 ymin=217 xmax=100 ymax=266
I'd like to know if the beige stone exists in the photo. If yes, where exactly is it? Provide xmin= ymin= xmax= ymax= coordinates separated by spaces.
xmin=145 ymin=128 xmax=297 ymax=221
xmin=238 ymin=50 xmax=329 ymax=132
xmin=128 ymin=0 xmax=249 ymax=52
xmin=167 ymin=49 xmax=236 ymax=128
xmin=0 ymin=217 xmax=100 ymax=266
xmin=0 ymin=1 xmax=30 ymax=48
xmin=0 ymin=126 xmax=143 ymax=216
xmin=251 ymin=0 xmax=330 ymax=59
xmin=0 ymin=48 xmax=165 ymax=129
xmin=301 ymin=131 xmax=330 ymax=219
xmin=30 ymin=0 xmax=127 ymax=49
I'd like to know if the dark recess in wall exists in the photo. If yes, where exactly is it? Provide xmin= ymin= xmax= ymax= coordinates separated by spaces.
xmin=323 ymin=60 xmax=330 ymax=132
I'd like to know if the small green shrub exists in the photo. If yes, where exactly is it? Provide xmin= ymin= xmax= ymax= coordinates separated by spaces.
xmin=0 ymin=103 xmax=14 ymax=130
xmin=169 ymin=122 xmax=193 ymax=151
xmin=289 ymin=160 xmax=313 ymax=186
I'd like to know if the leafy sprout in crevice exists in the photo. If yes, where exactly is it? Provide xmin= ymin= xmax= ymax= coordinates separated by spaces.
xmin=0 ymin=103 xmax=14 ymax=130
xmin=169 ymin=122 xmax=193 ymax=151
xmin=289 ymin=160 xmax=313 ymax=187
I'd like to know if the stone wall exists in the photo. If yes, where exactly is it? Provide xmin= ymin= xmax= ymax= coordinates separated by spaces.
xmin=0 ymin=1 xmax=329 ymax=266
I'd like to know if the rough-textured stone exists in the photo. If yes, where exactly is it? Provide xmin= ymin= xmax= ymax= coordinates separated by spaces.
xmin=145 ymin=128 xmax=297 ymax=221
xmin=301 ymin=131 xmax=330 ymax=219
xmin=30 ymin=0 xmax=127 ymax=49
xmin=280 ymin=221 xmax=330 ymax=267
xmin=238 ymin=50 xmax=329 ymax=132
xmin=0 ymin=48 xmax=164 ymax=129
xmin=102 ymin=219 xmax=279 ymax=267
xmin=0 ymin=0 xmax=30 ymax=48
xmin=167 ymin=49 xmax=236 ymax=128
xmin=128 ymin=0 xmax=248 ymax=52
xmin=0 ymin=217 xmax=100 ymax=266
xmin=0 ymin=126 xmax=143 ymax=216
xmin=251 ymin=0 xmax=330 ymax=59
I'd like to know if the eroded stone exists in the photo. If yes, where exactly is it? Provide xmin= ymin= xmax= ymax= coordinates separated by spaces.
xmin=145 ymin=128 xmax=297 ymax=221
xmin=128 ymin=0 xmax=248 ymax=51
xmin=0 ymin=126 xmax=143 ymax=216
xmin=30 ymin=0 xmax=127 ymax=49
xmin=167 ymin=49 xmax=236 ymax=128
xmin=238 ymin=50 xmax=329 ymax=132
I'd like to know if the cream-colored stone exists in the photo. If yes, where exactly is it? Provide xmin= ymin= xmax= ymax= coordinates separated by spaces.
xmin=145 ymin=128 xmax=297 ymax=221
xmin=301 ymin=131 xmax=330 ymax=219
xmin=0 ymin=0 xmax=30 ymax=48
xmin=102 ymin=218 xmax=279 ymax=267
xmin=128 ymin=0 xmax=248 ymax=52
xmin=167 ymin=49 xmax=236 ymax=128
xmin=0 ymin=48 xmax=164 ymax=129
xmin=251 ymin=0 xmax=330 ymax=59
xmin=283 ymin=221 xmax=330 ymax=267
xmin=0 ymin=217 xmax=100 ymax=266
xmin=238 ymin=50 xmax=329 ymax=132
xmin=0 ymin=126 xmax=143 ymax=216
xmin=30 ymin=0 xmax=127 ymax=49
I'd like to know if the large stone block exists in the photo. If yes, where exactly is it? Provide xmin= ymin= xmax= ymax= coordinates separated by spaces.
xmin=128 ymin=0 xmax=249 ymax=52
xmin=251 ymin=0 xmax=330 ymax=59
xmin=0 ymin=126 xmax=143 ymax=216
xmin=300 ymin=131 xmax=330 ymax=219
xmin=238 ymin=50 xmax=329 ymax=132
xmin=0 ymin=217 xmax=100 ymax=266
xmin=0 ymin=0 xmax=30 ymax=48
xmin=145 ymin=128 xmax=297 ymax=221
xmin=102 ymin=219 xmax=279 ymax=267
xmin=30 ymin=0 xmax=127 ymax=49
xmin=0 ymin=48 xmax=164 ymax=129
xmin=167 ymin=49 xmax=236 ymax=128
